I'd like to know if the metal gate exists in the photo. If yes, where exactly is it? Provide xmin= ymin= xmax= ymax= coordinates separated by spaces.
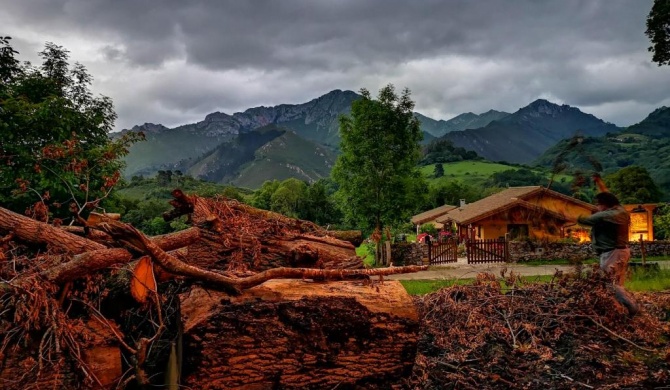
xmin=466 ymin=238 xmax=508 ymax=264
xmin=429 ymin=238 xmax=458 ymax=265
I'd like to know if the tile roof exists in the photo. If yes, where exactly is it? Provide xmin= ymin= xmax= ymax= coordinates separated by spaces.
xmin=411 ymin=204 xmax=458 ymax=225
xmin=435 ymin=186 xmax=588 ymax=225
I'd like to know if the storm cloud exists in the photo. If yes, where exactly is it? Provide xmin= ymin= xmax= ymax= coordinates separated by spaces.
xmin=1 ymin=0 xmax=667 ymax=130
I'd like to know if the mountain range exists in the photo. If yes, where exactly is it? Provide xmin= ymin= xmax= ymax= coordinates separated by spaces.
xmin=118 ymin=89 xmax=667 ymax=190
xmin=535 ymin=106 xmax=670 ymax=195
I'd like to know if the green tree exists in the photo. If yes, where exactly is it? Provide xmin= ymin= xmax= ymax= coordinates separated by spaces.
xmin=426 ymin=181 xmax=480 ymax=209
xmin=270 ymin=178 xmax=308 ymax=218
xmin=604 ymin=166 xmax=662 ymax=204
xmin=302 ymin=179 xmax=342 ymax=226
xmin=646 ymin=0 xmax=670 ymax=66
xmin=487 ymin=168 xmax=545 ymax=188
xmin=0 ymin=38 xmax=141 ymax=220
xmin=433 ymin=163 xmax=445 ymax=178
xmin=332 ymin=84 xmax=425 ymax=235
xmin=653 ymin=203 xmax=670 ymax=239
xmin=251 ymin=180 xmax=281 ymax=210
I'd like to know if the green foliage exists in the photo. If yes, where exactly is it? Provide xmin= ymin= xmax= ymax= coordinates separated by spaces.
xmin=646 ymin=0 xmax=670 ymax=66
xmin=433 ymin=163 xmax=444 ymax=178
xmin=604 ymin=166 xmax=662 ymax=204
xmin=653 ymin=204 xmax=670 ymax=240
xmin=425 ymin=181 xmax=481 ymax=209
xmin=0 ymin=38 xmax=141 ymax=220
xmin=250 ymin=178 xmax=342 ymax=226
xmin=251 ymin=180 xmax=281 ymax=210
xmin=332 ymin=84 xmax=426 ymax=232
xmin=419 ymin=223 xmax=438 ymax=236
xmin=420 ymin=139 xmax=480 ymax=165
xmin=301 ymin=179 xmax=342 ymax=226
xmin=355 ymin=243 xmax=376 ymax=267
xmin=486 ymin=168 xmax=545 ymax=188
xmin=270 ymin=178 xmax=308 ymax=218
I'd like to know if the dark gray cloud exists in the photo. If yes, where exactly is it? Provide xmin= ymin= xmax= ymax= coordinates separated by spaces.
xmin=2 ymin=0 xmax=667 ymax=130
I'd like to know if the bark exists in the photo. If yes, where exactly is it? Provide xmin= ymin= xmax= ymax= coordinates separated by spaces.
xmin=324 ymin=230 xmax=364 ymax=246
xmin=164 ymin=192 xmax=363 ymax=271
xmin=0 ymin=207 xmax=104 ymax=254
xmin=180 ymin=280 xmax=419 ymax=389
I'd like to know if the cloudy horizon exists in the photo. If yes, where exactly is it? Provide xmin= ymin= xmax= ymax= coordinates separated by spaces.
xmin=2 ymin=0 xmax=668 ymax=131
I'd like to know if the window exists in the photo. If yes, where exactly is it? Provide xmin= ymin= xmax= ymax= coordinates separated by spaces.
xmin=507 ymin=224 xmax=529 ymax=240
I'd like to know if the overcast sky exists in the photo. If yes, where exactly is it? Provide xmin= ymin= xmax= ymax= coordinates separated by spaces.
xmin=2 ymin=0 xmax=667 ymax=131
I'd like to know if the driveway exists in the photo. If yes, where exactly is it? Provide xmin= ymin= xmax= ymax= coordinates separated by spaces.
xmin=385 ymin=258 xmax=668 ymax=280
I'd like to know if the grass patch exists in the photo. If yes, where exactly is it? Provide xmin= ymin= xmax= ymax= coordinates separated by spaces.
xmin=356 ymin=244 xmax=375 ymax=267
xmin=401 ymin=279 xmax=472 ymax=295
xmin=401 ymin=271 xmax=670 ymax=295
xmin=520 ymin=256 xmax=670 ymax=267
xmin=626 ymin=268 xmax=670 ymax=292
xmin=419 ymin=161 xmax=572 ymax=188
xmin=402 ymin=275 xmax=557 ymax=295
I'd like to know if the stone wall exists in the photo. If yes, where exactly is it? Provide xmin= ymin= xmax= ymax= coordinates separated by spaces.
xmin=391 ymin=242 xmax=425 ymax=266
xmin=510 ymin=240 xmax=670 ymax=262
xmin=389 ymin=240 xmax=670 ymax=265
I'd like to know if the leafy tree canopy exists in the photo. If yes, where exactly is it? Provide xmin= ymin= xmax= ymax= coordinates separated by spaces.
xmin=332 ymin=84 xmax=426 ymax=233
xmin=486 ymin=168 xmax=546 ymax=188
xmin=646 ymin=0 xmax=670 ymax=66
xmin=604 ymin=166 xmax=662 ymax=204
xmin=0 ymin=37 xmax=142 ymax=221
xmin=421 ymin=139 xmax=479 ymax=165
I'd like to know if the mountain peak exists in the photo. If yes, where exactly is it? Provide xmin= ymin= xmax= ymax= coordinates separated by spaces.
xmin=129 ymin=123 xmax=168 ymax=134
xmin=518 ymin=99 xmax=574 ymax=118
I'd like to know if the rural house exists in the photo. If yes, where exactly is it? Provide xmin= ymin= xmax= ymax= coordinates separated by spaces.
xmin=410 ymin=204 xmax=457 ymax=233
xmin=433 ymin=186 xmax=598 ymax=241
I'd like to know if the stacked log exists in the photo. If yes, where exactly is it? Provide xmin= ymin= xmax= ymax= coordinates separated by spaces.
xmin=0 ymin=192 xmax=426 ymax=389
xmin=180 ymin=280 xmax=419 ymax=389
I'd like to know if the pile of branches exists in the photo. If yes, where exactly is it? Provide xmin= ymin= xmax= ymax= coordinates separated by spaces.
xmin=0 ymin=195 xmax=423 ymax=389
xmin=408 ymin=266 xmax=670 ymax=389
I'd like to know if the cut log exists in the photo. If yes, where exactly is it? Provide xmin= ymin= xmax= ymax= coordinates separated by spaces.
xmin=164 ymin=192 xmax=364 ymax=271
xmin=0 ymin=206 xmax=104 ymax=254
xmin=180 ymin=280 xmax=419 ymax=389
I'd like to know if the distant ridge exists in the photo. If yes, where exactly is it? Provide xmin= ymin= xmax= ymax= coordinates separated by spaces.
xmin=442 ymin=99 xmax=620 ymax=163
xmin=416 ymin=109 xmax=510 ymax=137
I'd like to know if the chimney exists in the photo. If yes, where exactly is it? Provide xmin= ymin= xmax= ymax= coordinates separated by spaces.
xmin=459 ymin=199 xmax=466 ymax=208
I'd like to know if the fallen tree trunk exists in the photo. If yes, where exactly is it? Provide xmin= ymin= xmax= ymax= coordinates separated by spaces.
xmin=0 ymin=207 xmax=104 ymax=254
xmin=180 ymin=280 xmax=419 ymax=389
xmin=164 ymin=191 xmax=364 ymax=270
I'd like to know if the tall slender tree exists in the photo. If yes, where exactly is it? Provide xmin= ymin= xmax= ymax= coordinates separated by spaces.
xmin=332 ymin=84 xmax=425 ymax=240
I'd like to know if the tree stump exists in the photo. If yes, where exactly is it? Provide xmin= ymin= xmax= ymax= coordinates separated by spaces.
xmin=180 ymin=280 xmax=419 ymax=389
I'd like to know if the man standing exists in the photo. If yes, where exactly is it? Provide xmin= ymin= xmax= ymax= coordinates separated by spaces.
xmin=577 ymin=192 xmax=639 ymax=316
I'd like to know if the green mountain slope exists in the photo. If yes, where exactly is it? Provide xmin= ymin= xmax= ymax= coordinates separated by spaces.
xmin=444 ymin=99 xmax=619 ymax=164
xmin=415 ymin=110 xmax=510 ymax=137
xmin=185 ymin=125 xmax=286 ymax=183
xmin=534 ymin=107 xmax=670 ymax=199
xmin=119 ymin=122 xmax=237 ymax=177
xmin=231 ymin=131 xmax=337 ymax=189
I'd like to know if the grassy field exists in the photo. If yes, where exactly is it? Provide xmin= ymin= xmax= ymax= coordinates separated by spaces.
xmin=419 ymin=161 xmax=572 ymax=188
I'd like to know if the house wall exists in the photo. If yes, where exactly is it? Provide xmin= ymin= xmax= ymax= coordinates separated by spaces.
xmin=524 ymin=193 xmax=594 ymax=219
xmin=475 ymin=207 xmax=566 ymax=241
